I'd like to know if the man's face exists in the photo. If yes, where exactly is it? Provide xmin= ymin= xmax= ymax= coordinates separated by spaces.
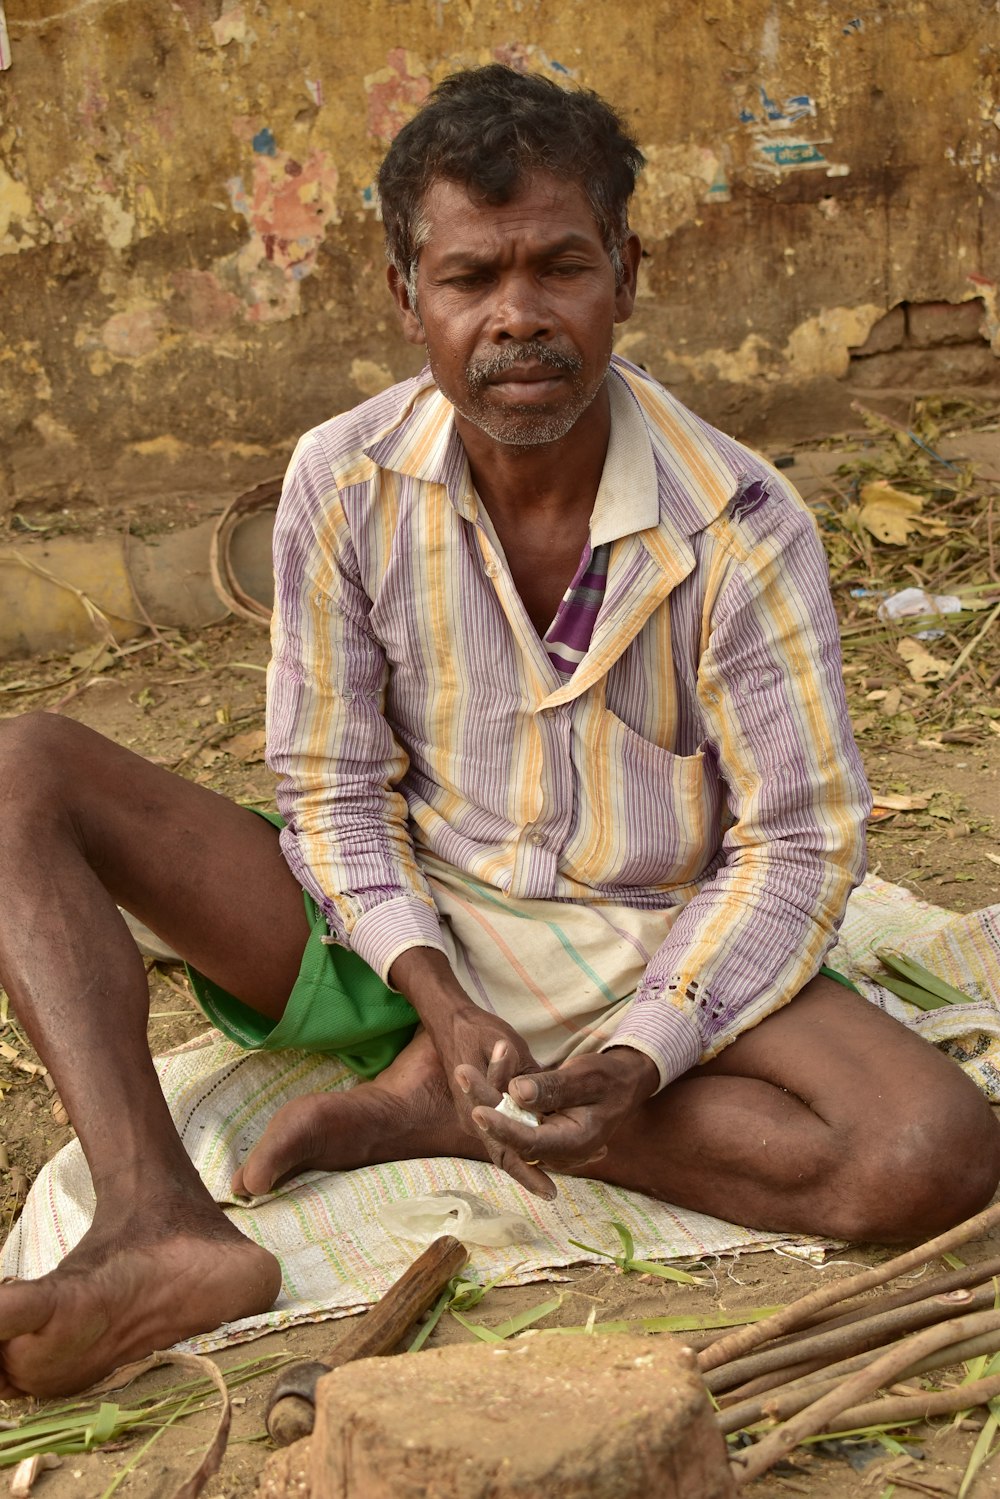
xmin=388 ymin=173 xmax=639 ymax=449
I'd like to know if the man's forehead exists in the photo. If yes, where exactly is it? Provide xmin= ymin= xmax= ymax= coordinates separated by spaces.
xmin=416 ymin=173 xmax=603 ymax=254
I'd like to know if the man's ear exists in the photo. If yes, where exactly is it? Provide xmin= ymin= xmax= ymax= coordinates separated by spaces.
xmin=613 ymin=232 xmax=642 ymax=325
xmin=387 ymin=263 xmax=426 ymax=346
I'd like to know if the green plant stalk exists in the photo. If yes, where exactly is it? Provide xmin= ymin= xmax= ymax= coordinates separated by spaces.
xmin=958 ymin=1398 xmax=1000 ymax=1499
xmin=0 ymin=1353 xmax=294 ymax=1467
xmin=567 ymin=1232 xmax=701 ymax=1285
xmin=539 ymin=1308 xmax=783 ymax=1337
xmin=407 ymin=1284 xmax=451 ymax=1353
xmin=98 ymin=1393 xmax=197 ymax=1499
xmin=450 ymin=1295 xmax=564 ymax=1344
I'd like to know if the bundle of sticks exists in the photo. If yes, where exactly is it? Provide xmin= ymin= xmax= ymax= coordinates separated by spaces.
xmin=697 ymin=1201 xmax=1000 ymax=1486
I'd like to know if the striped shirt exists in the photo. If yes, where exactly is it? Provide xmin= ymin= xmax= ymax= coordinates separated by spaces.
xmin=268 ymin=358 xmax=872 ymax=1089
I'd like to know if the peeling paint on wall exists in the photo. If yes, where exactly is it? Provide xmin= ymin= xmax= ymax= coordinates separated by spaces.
xmin=633 ymin=144 xmax=730 ymax=240
xmin=785 ymin=305 xmax=884 ymax=379
xmin=223 ymin=135 xmax=340 ymax=321
xmin=365 ymin=49 xmax=430 ymax=142
xmin=0 ymin=166 xmax=33 ymax=251
xmin=738 ymin=86 xmax=816 ymax=126
xmin=211 ymin=5 xmax=257 ymax=51
xmin=100 ymin=305 xmax=168 ymax=361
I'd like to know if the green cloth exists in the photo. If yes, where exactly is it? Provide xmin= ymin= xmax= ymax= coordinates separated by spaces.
xmin=185 ymin=811 xmax=418 ymax=1081
xmin=819 ymin=964 xmax=858 ymax=994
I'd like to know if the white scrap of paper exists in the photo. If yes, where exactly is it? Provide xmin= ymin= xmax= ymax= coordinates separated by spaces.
xmin=0 ymin=5 xmax=10 ymax=71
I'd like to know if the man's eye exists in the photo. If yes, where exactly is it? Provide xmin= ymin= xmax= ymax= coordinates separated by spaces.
xmin=447 ymin=274 xmax=489 ymax=289
xmin=547 ymin=262 xmax=586 ymax=276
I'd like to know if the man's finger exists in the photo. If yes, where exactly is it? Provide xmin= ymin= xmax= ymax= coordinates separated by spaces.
xmin=509 ymin=1061 xmax=602 ymax=1116
xmin=454 ymin=1063 xmax=500 ymax=1106
xmin=486 ymin=1038 xmax=515 ymax=1091
xmin=479 ymin=1128 xmax=557 ymax=1200
xmin=472 ymin=1103 xmax=600 ymax=1172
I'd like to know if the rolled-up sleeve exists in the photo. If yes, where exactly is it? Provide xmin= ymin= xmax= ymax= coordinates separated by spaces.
xmin=266 ymin=434 xmax=447 ymax=980
xmin=605 ymin=499 xmax=872 ymax=1089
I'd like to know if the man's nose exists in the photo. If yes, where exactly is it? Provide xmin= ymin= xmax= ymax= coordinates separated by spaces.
xmin=491 ymin=274 xmax=551 ymax=342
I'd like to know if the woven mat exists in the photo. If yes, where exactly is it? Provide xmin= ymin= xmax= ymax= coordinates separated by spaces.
xmin=3 ymin=875 xmax=998 ymax=1354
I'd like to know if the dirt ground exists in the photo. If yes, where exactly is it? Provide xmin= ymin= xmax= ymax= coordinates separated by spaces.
xmin=0 ymin=417 xmax=998 ymax=1497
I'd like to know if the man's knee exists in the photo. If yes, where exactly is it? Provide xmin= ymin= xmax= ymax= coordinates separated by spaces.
xmin=0 ymin=712 xmax=96 ymax=820
xmin=831 ymin=1071 xmax=1000 ymax=1243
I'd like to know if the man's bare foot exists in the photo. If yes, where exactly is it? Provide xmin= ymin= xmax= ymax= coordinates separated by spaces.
xmin=0 ymin=1197 xmax=281 ymax=1398
xmin=233 ymin=1031 xmax=471 ymax=1197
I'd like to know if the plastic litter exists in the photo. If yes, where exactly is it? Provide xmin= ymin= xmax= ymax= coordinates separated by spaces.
xmin=378 ymin=1190 xmax=538 ymax=1248
xmin=876 ymin=586 xmax=962 ymax=640
xmin=496 ymin=1092 xmax=541 ymax=1128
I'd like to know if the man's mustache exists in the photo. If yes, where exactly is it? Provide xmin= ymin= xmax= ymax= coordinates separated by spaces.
xmin=466 ymin=341 xmax=583 ymax=391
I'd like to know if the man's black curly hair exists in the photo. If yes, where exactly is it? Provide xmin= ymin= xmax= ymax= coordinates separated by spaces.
xmin=376 ymin=65 xmax=645 ymax=297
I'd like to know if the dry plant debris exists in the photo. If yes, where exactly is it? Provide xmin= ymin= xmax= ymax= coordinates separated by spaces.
xmin=813 ymin=399 xmax=999 ymax=747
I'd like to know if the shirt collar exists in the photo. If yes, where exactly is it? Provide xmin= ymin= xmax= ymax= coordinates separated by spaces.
xmin=588 ymin=368 xmax=659 ymax=545
xmin=362 ymin=357 xmax=740 ymax=543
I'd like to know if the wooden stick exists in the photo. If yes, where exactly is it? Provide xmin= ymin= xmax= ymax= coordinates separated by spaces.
xmin=717 ymin=1259 xmax=1000 ymax=1405
xmin=719 ymin=1324 xmax=1000 ymax=1438
xmin=266 ymin=1235 xmax=469 ymax=1446
xmin=796 ymin=1252 xmax=1000 ymax=1332
xmin=730 ymin=1307 xmax=1000 ymax=1485
xmin=699 ymin=1200 xmax=1000 ymax=1373
xmin=708 ymin=1281 xmax=996 ymax=1396
xmin=945 ymin=598 xmax=1000 ymax=680
xmin=818 ymin=1373 xmax=1000 ymax=1435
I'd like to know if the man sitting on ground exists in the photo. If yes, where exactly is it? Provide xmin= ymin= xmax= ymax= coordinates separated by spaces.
xmin=0 ymin=65 xmax=996 ymax=1399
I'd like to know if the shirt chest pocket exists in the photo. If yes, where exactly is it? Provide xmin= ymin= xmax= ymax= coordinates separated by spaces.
xmin=564 ymin=701 xmax=723 ymax=891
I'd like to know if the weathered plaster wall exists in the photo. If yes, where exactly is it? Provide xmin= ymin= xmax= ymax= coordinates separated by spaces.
xmin=1 ymin=0 xmax=998 ymax=512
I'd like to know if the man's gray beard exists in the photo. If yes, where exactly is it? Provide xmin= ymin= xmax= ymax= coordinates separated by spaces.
xmin=442 ymin=341 xmax=601 ymax=448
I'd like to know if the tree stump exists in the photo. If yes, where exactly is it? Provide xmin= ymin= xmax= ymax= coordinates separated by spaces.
xmin=307 ymin=1331 xmax=735 ymax=1498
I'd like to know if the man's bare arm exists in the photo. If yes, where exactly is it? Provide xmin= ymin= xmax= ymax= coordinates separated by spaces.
xmin=388 ymin=946 xmax=557 ymax=1197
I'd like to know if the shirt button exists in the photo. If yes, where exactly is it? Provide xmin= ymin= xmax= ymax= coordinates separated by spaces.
xmin=529 ymin=832 xmax=544 ymax=846
xmin=484 ymin=561 xmax=498 ymax=579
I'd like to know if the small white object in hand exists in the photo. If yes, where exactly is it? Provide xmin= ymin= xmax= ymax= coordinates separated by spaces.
xmin=496 ymin=1092 xmax=541 ymax=1128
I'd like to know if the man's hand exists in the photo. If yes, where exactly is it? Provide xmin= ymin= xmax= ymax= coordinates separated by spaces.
xmin=462 ymin=1047 xmax=660 ymax=1199
xmin=388 ymin=948 xmax=542 ymax=1176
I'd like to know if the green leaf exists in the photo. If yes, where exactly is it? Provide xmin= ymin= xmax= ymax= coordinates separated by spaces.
xmin=489 ymin=1297 xmax=563 ymax=1340
xmin=626 ymin=1259 xmax=701 ymax=1284
xmin=450 ymin=1295 xmax=563 ymax=1344
xmin=958 ymin=1401 xmax=1000 ymax=1499
xmin=876 ymin=974 xmax=952 ymax=1011
xmin=408 ymin=1285 xmax=451 ymax=1352
xmin=611 ymin=1220 xmax=636 ymax=1264
xmin=448 ymin=1309 xmax=504 ymax=1344
xmin=568 ymin=1224 xmax=701 ymax=1282
xmin=567 ymin=1235 xmax=615 ymax=1263
xmin=85 ymin=1404 xmax=121 ymax=1448
xmin=99 ymin=1395 xmax=196 ymax=1499
xmin=876 ymin=950 xmax=974 ymax=1006
xmin=540 ymin=1306 xmax=784 ymax=1336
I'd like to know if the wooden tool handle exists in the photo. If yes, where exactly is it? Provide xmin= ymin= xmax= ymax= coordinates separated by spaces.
xmin=266 ymin=1234 xmax=469 ymax=1446
xmin=324 ymin=1234 xmax=469 ymax=1368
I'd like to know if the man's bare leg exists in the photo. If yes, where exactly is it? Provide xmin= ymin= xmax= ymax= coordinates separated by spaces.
xmin=236 ymin=978 xmax=1000 ymax=1244
xmin=0 ymin=713 xmax=312 ymax=1397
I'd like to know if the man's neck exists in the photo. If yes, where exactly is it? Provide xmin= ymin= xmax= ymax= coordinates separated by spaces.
xmin=455 ymin=380 xmax=612 ymax=531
